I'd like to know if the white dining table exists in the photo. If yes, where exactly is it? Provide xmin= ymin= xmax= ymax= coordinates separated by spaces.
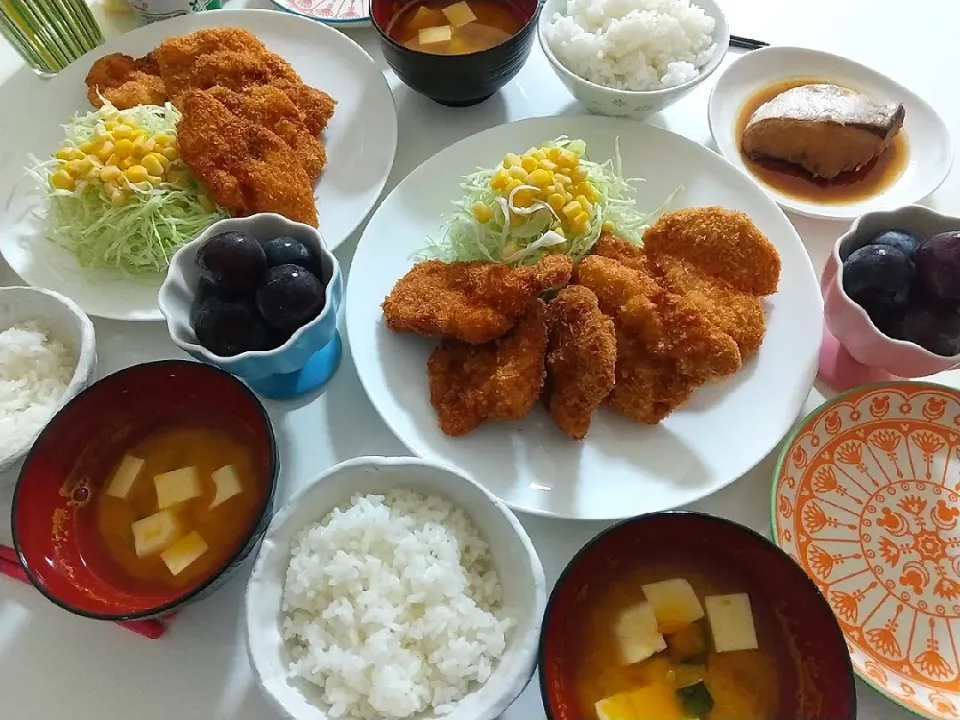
xmin=1 ymin=1 xmax=958 ymax=718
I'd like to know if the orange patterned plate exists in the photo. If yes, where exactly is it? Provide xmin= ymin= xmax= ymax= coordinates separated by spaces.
xmin=773 ymin=381 xmax=960 ymax=720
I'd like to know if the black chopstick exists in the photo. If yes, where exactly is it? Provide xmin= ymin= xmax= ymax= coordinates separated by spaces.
xmin=730 ymin=35 xmax=768 ymax=51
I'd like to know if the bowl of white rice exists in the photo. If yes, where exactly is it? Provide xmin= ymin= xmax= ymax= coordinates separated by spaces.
xmin=539 ymin=0 xmax=729 ymax=120
xmin=0 ymin=286 xmax=96 ymax=480
xmin=245 ymin=456 xmax=546 ymax=720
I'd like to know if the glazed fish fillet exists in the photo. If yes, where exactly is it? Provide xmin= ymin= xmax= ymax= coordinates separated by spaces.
xmin=741 ymin=83 xmax=905 ymax=179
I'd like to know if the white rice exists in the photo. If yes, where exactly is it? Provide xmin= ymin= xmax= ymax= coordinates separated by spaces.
xmin=0 ymin=321 xmax=75 ymax=458
xmin=545 ymin=0 xmax=717 ymax=92
xmin=281 ymin=489 xmax=513 ymax=720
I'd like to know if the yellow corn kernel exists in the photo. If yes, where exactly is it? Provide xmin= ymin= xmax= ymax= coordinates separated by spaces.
xmin=55 ymin=147 xmax=75 ymax=161
xmin=555 ymin=172 xmax=572 ymax=187
xmin=539 ymin=159 xmax=557 ymax=173
xmin=77 ymin=156 xmax=96 ymax=175
xmin=110 ymin=188 xmax=129 ymax=206
xmin=512 ymin=188 xmax=536 ymax=208
xmin=163 ymin=146 xmax=181 ymax=162
xmin=525 ymin=168 xmax=553 ymax=188
xmin=96 ymin=142 xmax=115 ymax=162
xmin=103 ymin=120 xmax=119 ymax=132
xmin=79 ymin=141 xmax=96 ymax=154
xmin=123 ymin=164 xmax=150 ymax=184
xmin=153 ymin=134 xmax=173 ymax=147
xmin=51 ymin=170 xmax=75 ymax=191
xmin=64 ymin=159 xmax=84 ymax=177
xmin=100 ymin=165 xmax=122 ymax=183
xmin=601 ymin=220 xmax=615 ymax=232
xmin=585 ymin=184 xmax=600 ymax=203
xmin=118 ymin=157 xmax=135 ymax=171
xmin=562 ymin=200 xmax=581 ymax=219
xmin=112 ymin=123 xmax=134 ymax=139
xmin=502 ymin=241 xmax=520 ymax=258
xmin=114 ymin=138 xmax=135 ymax=158
xmin=575 ymin=195 xmax=593 ymax=214
xmin=520 ymin=155 xmax=538 ymax=174
xmin=552 ymin=226 xmax=566 ymax=238
xmin=199 ymin=194 xmax=216 ymax=213
xmin=547 ymin=192 xmax=566 ymax=212
xmin=490 ymin=168 xmax=509 ymax=191
xmin=508 ymin=165 xmax=528 ymax=182
xmin=147 ymin=175 xmax=163 ymax=186
xmin=534 ymin=149 xmax=547 ymax=162
xmin=141 ymin=154 xmax=165 ymax=177
xmin=571 ymin=211 xmax=590 ymax=231
xmin=472 ymin=201 xmax=493 ymax=223
xmin=546 ymin=146 xmax=563 ymax=163
xmin=505 ymin=177 xmax=522 ymax=194
xmin=93 ymin=124 xmax=110 ymax=141
xmin=557 ymin=148 xmax=579 ymax=169
xmin=570 ymin=167 xmax=588 ymax=185
xmin=502 ymin=152 xmax=521 ymax=169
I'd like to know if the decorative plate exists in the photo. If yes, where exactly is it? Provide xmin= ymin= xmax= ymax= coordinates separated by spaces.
xmin=270 ymin=0 xmax=371 ymax=26
xmin=773 ymin=381 xmax=960 ymax=720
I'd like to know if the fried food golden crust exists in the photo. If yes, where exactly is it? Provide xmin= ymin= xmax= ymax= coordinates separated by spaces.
xmin=85 ymin=53 xmax=168 ymax=109
xmin=654 ymin=292 xmax=742 ymax=383
xmin=205 ymin=85 xmax=327 ymax=180
xmin=544 ymin=286 xmax=616 ymax=440
xmin=274 ymin=81 xmax=337 ymax=135
xmin=573 ymin=255 xmax=661 ymax=340
xmin=427 ymin=300 xmax=547 ymax=437
xmin=382 ymin=256 xmax=573 ymax=344
xmin=590 ymin=231 xmax=650 ymax=275
xmin=642 ymin=207 xmax=782 ymax=296
xmin=177 ymin=89 xmax=318 ymax=226
xmin=653 ymin=254 xmax=767 ymax=359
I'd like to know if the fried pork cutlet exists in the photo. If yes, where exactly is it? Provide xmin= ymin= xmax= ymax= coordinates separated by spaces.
xmin=642 ymin=207 xmax=782 ymax=296
xmin=590 ymin=231 xmax=650 ymax=275
xmin=574 ymin=255 xmax=661 ymax=341
xmin=427 ymin=300 xmax=547 ymax=437
xmin=382 ymin=256 xmax=573 ymax=345
xmin=544 ymin=286 xmax=616 ymax=440
xmin=85 ymin=52 xmax=167 ymax=109
xmin=205 ymin=85 xmax=327 ymax=180
xmin=177 ymin=89 xmax=318 ymax=227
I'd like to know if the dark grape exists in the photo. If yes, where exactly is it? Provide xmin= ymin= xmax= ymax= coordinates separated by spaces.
xmin=915 ymin=231 xmax=960 ymax=301
xmin=255 ymin=264 xmax=326 ymax=333
xmin=870 ymin=229 xmax=920 ymax=258
xmin=842 ymin=244 xmax=915 ymax=311
xmin=193 ymin=298 xmax=269 ymax=357
xmin=262 ymin=236 xmax=320 ymax=275
xmin=196 ymin=231 xmax=267 ymax=296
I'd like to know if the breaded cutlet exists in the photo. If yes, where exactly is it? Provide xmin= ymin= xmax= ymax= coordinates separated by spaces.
xmin=84 ymin=52 xmax=167 ymax=109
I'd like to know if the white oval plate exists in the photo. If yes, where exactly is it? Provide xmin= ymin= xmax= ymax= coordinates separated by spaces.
xmin=708 ymin=46 xmax=954 ymax=221
xmin=0 ymin=9 xmax=396 ymax=322
xmin=269 ymin=0 xmax=370 ymax=27
xmin=346 ymin=115 xmax=823 ymax=521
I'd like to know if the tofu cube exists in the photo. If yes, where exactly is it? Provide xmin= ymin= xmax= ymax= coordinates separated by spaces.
xmin=154 ymin=466 xmax=201 ymax=509
xmin=442 ymin=1 xmax=477 ymax=27
xmin=408 ymin=6 xmax=446 ymax=30
xmin=419 ymin=25 xmax=452 ymax=45
xmin=705 ymin=593 xmax=759 ymax=652
xmin=615 ymin=601 xmax=666 ymax=664
xmin=160 ymin=531 xmax=208 ymax=576
xmin=209 ymin=464 xmax=243 ymax=509
xmin=595 ymin=684 xmax=685 ymax=720
xmin=131 ymin=510 xmax=180 ymax=558
xmin=641 ymin=578 xmax=705 ymax=632
xmin=104 ymin=455 xmax=145 ymax=499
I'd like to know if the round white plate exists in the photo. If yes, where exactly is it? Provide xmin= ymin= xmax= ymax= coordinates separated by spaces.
xmin=0 ymin=9 xmax=396 ymax=321
xmin=346 ymin=115 xmax=823 ymax=521
xmin=269 ymin=0 xmax=370 ymax=27
xmin=708 ymin=46 xmax=954 ymax=221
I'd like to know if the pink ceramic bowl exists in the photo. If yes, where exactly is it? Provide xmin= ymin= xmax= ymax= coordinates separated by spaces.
xmin=822 ymin=205 xmax=960 ymax=377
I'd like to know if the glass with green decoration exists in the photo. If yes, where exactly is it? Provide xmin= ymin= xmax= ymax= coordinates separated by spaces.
xmin=0 ymin=0 xmax=104 ymax=76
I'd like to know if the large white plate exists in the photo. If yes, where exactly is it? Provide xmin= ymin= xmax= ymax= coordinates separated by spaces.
xmin=0 ymin=9 xmax=397 ymax=321
xmin=708 ymin=46 xmax=954 ymax=221
xmin=345 ymin=115 xmax=823 ymax=521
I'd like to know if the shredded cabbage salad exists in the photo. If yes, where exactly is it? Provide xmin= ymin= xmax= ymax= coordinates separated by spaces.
xmin=27 ymin=102 xmax=227 ymax=275
xmin=423 ymin=136 xmax=679 ymax=266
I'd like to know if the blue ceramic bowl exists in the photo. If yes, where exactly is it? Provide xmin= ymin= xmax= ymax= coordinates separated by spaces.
xmin=158 ymin=214 xmax=344 ymax=400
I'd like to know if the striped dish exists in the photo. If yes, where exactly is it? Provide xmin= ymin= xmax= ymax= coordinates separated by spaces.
xmin=0 ymin=0 xmax=103 ymax=75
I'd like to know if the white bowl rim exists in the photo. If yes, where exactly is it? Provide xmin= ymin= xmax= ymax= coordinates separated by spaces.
xmin=158 ymin=213 xmax=342 ymax=366
xmin=244 ymin=454 xmax=548 ymax=720
xmin=0 ymin=285 xmax=97 ymax=466
xmin=537 ymin=0 xmax=731 ymax=98
xmin=830 ymin=204 xmax=960 ymax=361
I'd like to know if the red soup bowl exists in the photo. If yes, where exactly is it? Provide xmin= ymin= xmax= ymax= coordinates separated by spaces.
xmin=12 ymin=360 xmax=279 ymax=621
xmin=539 ymin=512 xmax=856 ymax=720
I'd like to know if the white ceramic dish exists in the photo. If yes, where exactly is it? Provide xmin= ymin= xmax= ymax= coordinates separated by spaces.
xmin=0 ymin=287 xmax=97 ymax=479
xmin=0 ymin=9 xmax=397 ymax=322
xmin=708 ymin=46 xmax=954 ymax=221
xmin=270 ymin=0 xmax=370 ymax=26
xmin=538 ymin=0 xmax=729 ymax=121
xmin=245 ymin=456 xmax=546 ymax=720
xmin=345 ymin=114 xmax=823 ymax=521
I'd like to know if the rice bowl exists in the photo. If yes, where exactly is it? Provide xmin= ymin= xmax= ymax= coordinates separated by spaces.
xmin=245 ymin=456 xmax=546 ymax=720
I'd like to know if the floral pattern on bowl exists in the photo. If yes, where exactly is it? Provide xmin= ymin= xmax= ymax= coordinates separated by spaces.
xmin=774 ymin=381 xmax=960 ymax=720
xmin=270 ymin=0 xmax=370 ymax=24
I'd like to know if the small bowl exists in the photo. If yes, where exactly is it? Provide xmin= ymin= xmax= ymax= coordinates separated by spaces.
xmin=0 ymin=286 xmax=97 ymax=479
xmin=538 ymin=0 xmax=729 ymax=121
xmin=246 ymin=456 xmax=546 ymax=720
xmin=12 ymin=360 xmax=279 ymax=621
xmin=371 ymin=0 xmax=540 ymax=107
xmin=158 ymin=214 xmax=344 ymax=401
xmin=821 ymin=205 xmax=960 ymax=388
xmin=540 ymin=512 xmax=856 ymax=720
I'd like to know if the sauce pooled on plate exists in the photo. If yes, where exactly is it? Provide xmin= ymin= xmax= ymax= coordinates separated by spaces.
xmin=388 ymin=0 xmax=525 ymax=55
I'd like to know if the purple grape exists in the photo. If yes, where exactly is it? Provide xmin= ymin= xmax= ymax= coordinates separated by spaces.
xmin=842 ymin=244 xmax=915 ymax=311
xmin=871 ymin=230 xmax=920 ymax=258
xmin=196 ymin=231 xmax=267 ymax=296
xmin=896 ymin=301 xmax=960 ymax=357
xmin=915 ymin=231 xmax=960 ymax=301
xmin=193 ymin=299 xmax=269 ymax=357
xmin=255 ymin=264 xmax=326 ymax=333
